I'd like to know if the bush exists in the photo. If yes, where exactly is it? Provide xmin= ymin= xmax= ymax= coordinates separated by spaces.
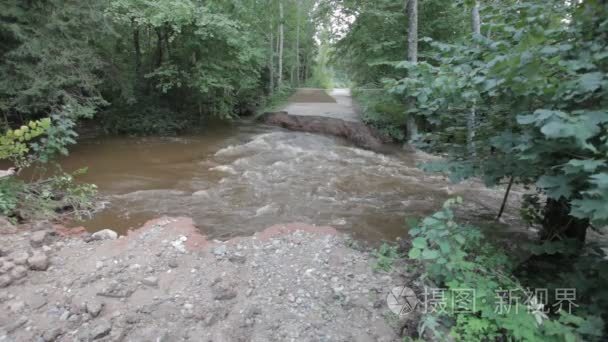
xmin=0 ymin=178 xmax=23 ymax=217
xmin=407 ymin=198 xmax=605 ymax=341
xmin=99 ymin=104 xmax=189 ymax=136
xmin=352 ymin=88 xmax=408 ymax=141
xmin=1 ymin=169 xmax=97 ymax=221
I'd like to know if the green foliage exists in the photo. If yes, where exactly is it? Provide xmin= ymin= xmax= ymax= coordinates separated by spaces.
xmin=381 ymin=1 xmax=608 ymax=239
xmin=0 ymin=0 xmax=108 ymax=124
xmin=331 ymin=0 xmax=469 ymax=86
xmin=255 ymin=86 xmax=295 ymax=119
xmin=0 ymin=118 xmax=51 ymax=167
xmin=6 ymin=169 xmax=97 ymax=221
xmin=373 ymin=242 xmax=400 ymax=272
xmin=408 ymin=199 xmax=605 ymax=341
xmin=1 ymin=0 xmax=321 ymax=135
xmin=0 ymin=178 xmax=23 ymax=216
xmin=100 ymin=104 xmax=188 ymax=136
xmin=353 ymin=88 xmax=408 ymax=140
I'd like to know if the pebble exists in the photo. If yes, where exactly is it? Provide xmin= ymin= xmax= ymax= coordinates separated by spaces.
xmin=42 ymin=327 xmax=63 ymax=341
xmin=27 ymin=252 xmax=49 ymax=271
xmin=86 ymin=300 xmax=104 ymax=317
xmin=10 ymin=252 xmax=29 ymax=265
xmin=59 ymin=310 xmax=70 ymax=321
xmin=91 ymin=229 xmax=119 ymax=241
xmin=90 ymin=319 xmax=112 ymax=340
xmin=7 ymin=300 xmax=25 ymax=312
xmin=10 ymin=265 xmax=27 ymax=280
xmin=30 ymin=230 xmax=51 ymax=248
xmin=213 ymin=245 xmax=227 ymax=257
xmin=0 ymin=261 xmax=15 ymax=273
xmin=142 ymin=276 xmax=159 ymax=287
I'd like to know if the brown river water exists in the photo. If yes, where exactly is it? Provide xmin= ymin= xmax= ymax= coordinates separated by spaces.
xmin=61 ymin=122 xmax=521 ymax=242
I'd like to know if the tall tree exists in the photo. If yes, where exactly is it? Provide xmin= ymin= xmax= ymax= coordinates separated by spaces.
xmin=406 ymin=0 xmax=418 ymax=141
xmin=269 ymin=24 xmax=275 ymax=94
xmin=467 ymin=0 xmax=481 ymax=158
xmin=295 ymin=0 xmax=301 ymax=86
xmin=278 ymin=0 xmax=285 ymax=88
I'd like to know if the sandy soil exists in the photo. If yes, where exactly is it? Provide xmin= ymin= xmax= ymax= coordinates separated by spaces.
xmin=0 ymin=218 xmax=413 ymax=341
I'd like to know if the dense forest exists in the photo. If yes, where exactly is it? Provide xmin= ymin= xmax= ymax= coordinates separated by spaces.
xmin=0 ymin=0 xmax=322 ymax=135
xmin=0 ymin=0 xmax=607 ymax=340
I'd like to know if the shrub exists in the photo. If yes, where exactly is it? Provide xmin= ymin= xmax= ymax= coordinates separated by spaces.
xmin=408 ymin=198 xmax=605 ymax=341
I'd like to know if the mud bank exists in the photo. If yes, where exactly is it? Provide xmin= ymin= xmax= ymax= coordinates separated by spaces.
xmin=260 ymin=111 xmax=389 ymax=151
xmin=0 ymin=218 xmax=413 ymax=341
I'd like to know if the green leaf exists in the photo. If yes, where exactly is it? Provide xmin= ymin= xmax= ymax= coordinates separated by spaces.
xmin=422 ymin=249 xmax=440 ymax=260
xmin=438 ymin=241 xmax=451 ymax=253
xmin=537 ymin=175 xmax=573 ymax=199
xmin=563 ymin=159 xmax=605 ymax=174
xmin=412 ymin=237 xmax=427 ymax=249
xmin=408 ymin=248 xmax=421 ymax=259
xmin=578 ymin=72 xmax=603 ymax=92
xmin=454 ymin=234 xmax=466 ymax=244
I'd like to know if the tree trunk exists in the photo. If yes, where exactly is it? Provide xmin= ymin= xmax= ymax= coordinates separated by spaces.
xmin=471 ymin=1 xmax=481 ymax=36
xmin=406 ymin=0 xmax=418 ymax=141
xmin=164 ymin=23 xmax=171 ymax=59
xmin=541 ymin=198 xmax=588 ymax=243
xmin=278 ymin=0 xmax=284 ymax=89
xmin=467 ymin=1 xmax=481 ymax=159
xmin=155 ymin=27 xmax=163 ymax=68
xmin=132 ymin=18 xmax=142 ymax=95
xmin=295 ymin=0 xmax=301 ymax=87
xmin=269 ymin=25 xmax=275 ymax=95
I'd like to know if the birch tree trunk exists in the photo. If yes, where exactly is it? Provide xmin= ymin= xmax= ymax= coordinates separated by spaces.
xmin=467 ymin=1 xmax=481 ymax=158
xmin=406 ymin=0 xmax=418 ymax=141
xmin=278 ymin=0 xmax=284 ymax=89
xmin=269 ymin=25 xmax=275 ymax=95
xmin=295 ymin=0 xmax=301 ymax=86
xmin=471 ymin=1 xmax=481 ymax=36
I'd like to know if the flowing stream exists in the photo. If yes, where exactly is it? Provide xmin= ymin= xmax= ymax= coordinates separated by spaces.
xmin=65 ymin=122 xmax=521 ymax=241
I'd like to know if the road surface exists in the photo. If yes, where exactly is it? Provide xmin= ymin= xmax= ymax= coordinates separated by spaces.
xmin=281 ymin=88 xmax=360 ymax=123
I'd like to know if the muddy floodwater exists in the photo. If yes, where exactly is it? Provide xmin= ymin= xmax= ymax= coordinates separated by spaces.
xmin=63 ymin=122 xmax=520 ymax=241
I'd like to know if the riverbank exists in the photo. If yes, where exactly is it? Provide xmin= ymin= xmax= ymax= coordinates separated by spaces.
xmin=0 ymin=218 xmax=413 ymax=341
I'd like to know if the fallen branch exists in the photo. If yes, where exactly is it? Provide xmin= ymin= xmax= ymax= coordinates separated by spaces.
xmin=496 ymin=176 xmax=514 ymax=221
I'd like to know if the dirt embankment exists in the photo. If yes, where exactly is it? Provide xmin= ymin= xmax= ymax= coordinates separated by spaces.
xmin=0 ymin=218 xmax=413 ymax=341
xmin=260 ymin=111 xmax=390 ymax=151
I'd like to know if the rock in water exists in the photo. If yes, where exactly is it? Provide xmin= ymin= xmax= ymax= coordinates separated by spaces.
xmin=91 ymin=229 xmax=119 ymax=241
xmin=27 ymin=252 xmax=49 ymax=271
